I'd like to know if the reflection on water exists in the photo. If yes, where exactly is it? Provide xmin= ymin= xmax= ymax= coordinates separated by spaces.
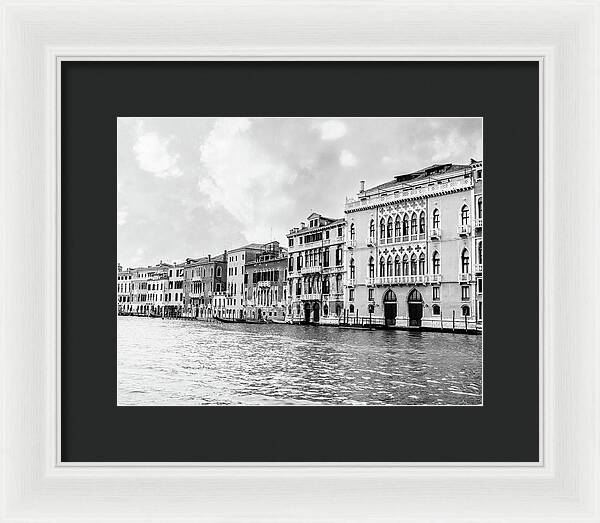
xmin=117 ymin=316 xmax=482 ymax=406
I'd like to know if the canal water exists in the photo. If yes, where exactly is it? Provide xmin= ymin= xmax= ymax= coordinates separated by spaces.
xmin=117 ymin=316 xmax=482 ymax=406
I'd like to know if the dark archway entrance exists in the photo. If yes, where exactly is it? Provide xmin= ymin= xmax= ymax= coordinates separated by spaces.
xmin=383 ymin=289 xmax=397 ymax=326
xmin=407 ymin=288 xmax=423 ymax=327
xmin=304 ymin=302 xmax=311 ymax=324
xmin=312 ymin=302 xmax=320 ymax=323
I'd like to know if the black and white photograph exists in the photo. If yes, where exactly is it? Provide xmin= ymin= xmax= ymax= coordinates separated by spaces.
xmin=117 ymin=117 xmax=483 ymax=406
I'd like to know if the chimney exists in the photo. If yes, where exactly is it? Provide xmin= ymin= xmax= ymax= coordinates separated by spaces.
xmin=300 ymin=222 xmax=306 ymax=229
xmin=360 ymin=180 xmax=365 ymax=192
xmin=208 ymin=254 xmax=211 ymax=262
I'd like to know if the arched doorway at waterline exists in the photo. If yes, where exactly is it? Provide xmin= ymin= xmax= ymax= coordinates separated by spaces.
xmin=407 ymin=288 xmax=423 ymax=327
xmin=312 ymin=302 xmax=320 ymax=323
xmin=304 ymin=302 xmax=311 ymax=324
xmin=383 ymin=288 xmax=397 ymax=326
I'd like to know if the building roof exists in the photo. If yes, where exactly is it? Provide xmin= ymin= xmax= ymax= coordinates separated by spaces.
xmin=229 ymin=243 xmax=265 ymax=253
xmin=363 ymin=161 xmax=476 ymax=196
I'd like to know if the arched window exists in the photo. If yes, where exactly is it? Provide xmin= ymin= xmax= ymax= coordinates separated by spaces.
xmin=419 ymin=211 xmax=425 ymax=234
xmin=394 ymin=255 xmax=401 ymax=276
xmin=369 ymin=219 xmax=375 ymax=238
xmin=350 ymin=223 xmax=355 ymax=240
xmin=432 ymin=251 xmax=440 ymax=274
xmin=349 ymin=304 xmax=355 ymax=314
xmin=478 ymin=241 xmax=483 ymax=264
xmin=368 ymin=256 xmax=375 ymax=278
xmin=461 ymin=248 xmax=470 ymax=274
xmin=410 ymin=253 xmax=417 ymax=275
xmin=418 ymin=252 xmax=426 ymax=274
xmin=461 ymin=204 xmax=470 ymax=225
xmin=403 ymin=214 xmax=409 ymax=236
xmin=323 ymin=304 xmax=329 ymax=316
xmin=461 ymin=305 xmax=470 ymax=317
xmin=402 ymin=254 xmax=409 ymax=275
xmin=411 ymin=212 xmax=417 ymax=235
xmin=387 ymin=216 xmax=393 ymax=238
xmin=380 ymin=218 xmax=386 ymax=239
xmin=432 ymin=304 xmax=441 ymax=315
xmin=477 ymin=197 xmax=483 ymax=219
xmin=394 ymin=216 xmax=401 ymax=237
xmin=386 ymin=255 xmax=393 ymax=276
xmin=349 ymin=258 xmax=355 ymax=279
xmin=323 ymin=276 xmax=330 ymax=294
xmin=379 ymin=256 xmax=385 ymax=276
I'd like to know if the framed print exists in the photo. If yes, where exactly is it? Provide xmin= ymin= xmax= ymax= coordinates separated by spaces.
xmin=1 ymin=1 xmax=599 ymax=522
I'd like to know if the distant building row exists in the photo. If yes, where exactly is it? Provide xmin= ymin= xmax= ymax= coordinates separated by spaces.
xmin=118 ymin=159 xmax=483 ymax=330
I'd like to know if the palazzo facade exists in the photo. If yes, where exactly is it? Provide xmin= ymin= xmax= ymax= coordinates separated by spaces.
xmin=286 ymin=213 xmax=346 ymax=324
xmin=344 ymin=160 xmax=483 ymax=331
xmin=243 ymin=241 xmax=288 ymax=321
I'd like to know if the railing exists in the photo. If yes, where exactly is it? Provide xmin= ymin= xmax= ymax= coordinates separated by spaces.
xmin=371 ymin=274 xmax=442 ymax=285
xmin=365 ymin=277 xmax=376 ymax=286
xmin=339 ymin=316 xmax=386 ymax=327
xmin=459 ymin=273 xmax=472 ymax=282
xmin=347 ymin=239 xmax=356 ymax=248
xmin=346 ymin=278 xmax=356 ymax=287
xmin=366 ymin=237 xmax=375 ymax=246
xmin=323 ymin=238 xmax=331 ymax=245
xmin=301 ymin=266 xmax=321 ymax=274
xmin=475 ymin=218 xmax=483 ymax=228
xmin=410 ymin=234 xmax=418 ymax=241
xmin=330 ymin=292 xmax=343 ymax=300
xmin=288 ymin=270 xmax=300 ymax=278
xmin=345 ymin=176 xmax=473 ymax=211
xmin=322 ymin=265 xmax=344 ymax=274
xmin=418 ymin=233 xmax=426 ymax=240
xmin=474 ymin=263 xmax=483 ymax=273
xmin=457 ymin=224 xmax=472 ymax=236
xmin=257 ymin=281 xmax=271 ymax=287
xmin=430 ymin=227 xmax=441 ymax=239
xmin=301 ymin=293 xmax=321 ymax=301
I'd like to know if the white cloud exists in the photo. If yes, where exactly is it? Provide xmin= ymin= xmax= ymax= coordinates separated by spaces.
xmin=133 ymin=125 xmax=182 ymax=179
xmin=315 ymin=120 xmax=347 ymax=140
xmin=431 ymin=130 xmax=470 ymax=163
xmin=339 ymin=149 xmax=358 ymax=167
xmin=198 ymin=118 xmax=298 ymax=242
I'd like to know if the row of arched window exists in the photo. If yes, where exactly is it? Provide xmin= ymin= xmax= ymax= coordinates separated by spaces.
xmin=347 ymin=203 xmax=477 ymax=240
xmin=348 ymin=248 xmax=473 ymax=277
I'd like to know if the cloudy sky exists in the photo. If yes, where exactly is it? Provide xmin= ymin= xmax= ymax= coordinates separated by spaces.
xmin=117 ymin=117 xmax=482 ymax=269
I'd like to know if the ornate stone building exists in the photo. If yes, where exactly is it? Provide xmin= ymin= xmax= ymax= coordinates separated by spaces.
xmin=344 ymin=160 xmax=483 ymax=331
xmin=244 ymin=241 xmax=288 ymax=321
xmin=286 ymin=213 xmax=346 ymax=324
xmin=182 ymin=253 xmax=227 ymax=319
xmin=225 ymin=244 xmax=264 ymax=319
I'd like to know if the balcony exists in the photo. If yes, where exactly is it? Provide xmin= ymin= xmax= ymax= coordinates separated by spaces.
xmin=346 ymin=278 xmax=356 ymax=287
xmin=428 ymin=274 xmax=442 ymax=284
xmin=322 ymin=265 xmax=343 ymax=274
xmin=365 ymin=277 xmax=376 ymax=287
xmin=323 ymin=238 xmax=331 ymax=245
xmin=257 ymin=281 xmax=271 ymax=287
xmin=288 ymin=270 xmax=301 ymax=278
xmin=301 ymin=293 xmax=321 ymax=301
xmin=301 ymin=266 xmax=321 ymax=275
xmin=366 ymin=237 xmax=375 ymax=247
xmin=430 ymin=228 xmax=441 ymax=240
xmin=474 ymin=263 xmax=483 ymax=274
xmin=330 ymin=292 xmax=344 ymax=300
xmin=475 ymin=218 xmax=483 ymax=229
xmin=459 ymin=272 xmax=472 ymax=282
xmin=458 ymin=224 xmax=472 ymax=236
xmin=347 ymin=239 xmax=356 ymax=249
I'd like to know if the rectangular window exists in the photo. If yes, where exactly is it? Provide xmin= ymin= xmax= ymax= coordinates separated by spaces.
xmin=432 ymin=286 xmax=440 ymax=301
xmin=368 ymin=288 xmax=374 ymax=301
xmin=477 ymin=277 xmax=483 ymax=294
xmin=349 ymin=289 xmax=355 ymax=301
xmin=461 ymin=285 xmax=470 ymax=300
xmin=325 ymin=230 xmax=330 ymax=239
xmin=289 ymin=238 xmax=294 ymax=247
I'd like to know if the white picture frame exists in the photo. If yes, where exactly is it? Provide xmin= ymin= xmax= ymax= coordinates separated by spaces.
xmin=1 ymin=1 xmax=598 ymax=521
